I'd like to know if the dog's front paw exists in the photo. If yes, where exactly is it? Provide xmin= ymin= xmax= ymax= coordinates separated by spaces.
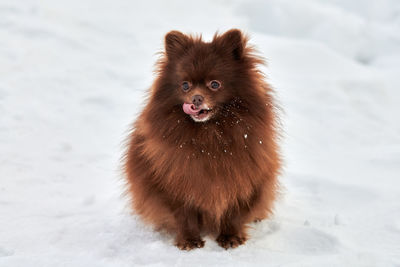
xmin=176 ymin=238 xmax=205 ymax=251
xmin=216 ymin=234 xmax=246 ymax=249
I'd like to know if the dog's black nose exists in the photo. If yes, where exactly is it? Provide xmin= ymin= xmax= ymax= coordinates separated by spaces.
xmin=192 ymin=95 xmax=204 ymax=107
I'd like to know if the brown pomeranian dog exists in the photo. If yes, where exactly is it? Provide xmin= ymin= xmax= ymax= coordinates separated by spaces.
xmin=124 ymin=29 xmax=281 ymax=250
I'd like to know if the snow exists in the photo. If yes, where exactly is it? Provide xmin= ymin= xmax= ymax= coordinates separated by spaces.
xmin=1 ymin=0 xmax=400 ymax=266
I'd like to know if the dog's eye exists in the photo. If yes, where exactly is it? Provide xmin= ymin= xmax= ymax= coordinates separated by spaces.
xmin=210 ymin=80 xmax=221 ymax=90
xmin=182 ymin=81 xmax=191 ymax=92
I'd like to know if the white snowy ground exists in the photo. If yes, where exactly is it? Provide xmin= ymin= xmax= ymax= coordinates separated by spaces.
xmin=1 ymin=0 xmax=400 ymax=266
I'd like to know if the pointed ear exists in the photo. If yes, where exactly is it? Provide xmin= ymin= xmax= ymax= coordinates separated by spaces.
xmin=214 ymin=29 xmax=245 ymax=60
xmin=165 ymin=31 xmax=191 ymax=59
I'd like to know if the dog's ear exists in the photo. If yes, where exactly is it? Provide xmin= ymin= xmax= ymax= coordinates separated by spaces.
xmin=213 ymin=29 xmax=245 ymax=60
xmin=165 ymin=31 xmax=191 ymax=60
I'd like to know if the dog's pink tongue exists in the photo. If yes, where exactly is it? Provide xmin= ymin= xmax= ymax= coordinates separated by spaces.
xmin=183 ymin=103 xmax=200 ymax=115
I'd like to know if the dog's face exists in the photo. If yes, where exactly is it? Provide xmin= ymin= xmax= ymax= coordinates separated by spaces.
xmin=157 ymin=29 xmax=248 ymax=123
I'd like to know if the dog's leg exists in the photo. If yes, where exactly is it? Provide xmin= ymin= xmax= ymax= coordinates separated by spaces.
xmin=174 ymin=207 xmax=204 ymax=250
xmin=216 ymin=207 xmax=248 ymax=249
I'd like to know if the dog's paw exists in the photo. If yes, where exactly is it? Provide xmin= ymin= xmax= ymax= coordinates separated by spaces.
xmin=176 ymin=238 xmax=205 ymax=251
xmin=216 ymin=234 xmax=246 ymax=249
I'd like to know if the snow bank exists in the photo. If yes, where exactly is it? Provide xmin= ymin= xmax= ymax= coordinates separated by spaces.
xmin=237 ymin=0 xmax=400 ymax=66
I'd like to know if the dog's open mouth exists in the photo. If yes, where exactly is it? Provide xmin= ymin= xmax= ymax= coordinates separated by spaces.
xmin=192 ymin=108 xmax=212 ymax=121
xmin=182 ymin=103 xmax=213 ymax=122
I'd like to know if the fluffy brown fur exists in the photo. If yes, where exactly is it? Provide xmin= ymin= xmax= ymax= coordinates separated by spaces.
xmin=124 ymin=29 xmax=281 ymax=250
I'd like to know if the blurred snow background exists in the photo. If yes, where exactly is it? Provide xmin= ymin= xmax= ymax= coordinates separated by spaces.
xmin=1 ymin=0 xmax=400 ymax=266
